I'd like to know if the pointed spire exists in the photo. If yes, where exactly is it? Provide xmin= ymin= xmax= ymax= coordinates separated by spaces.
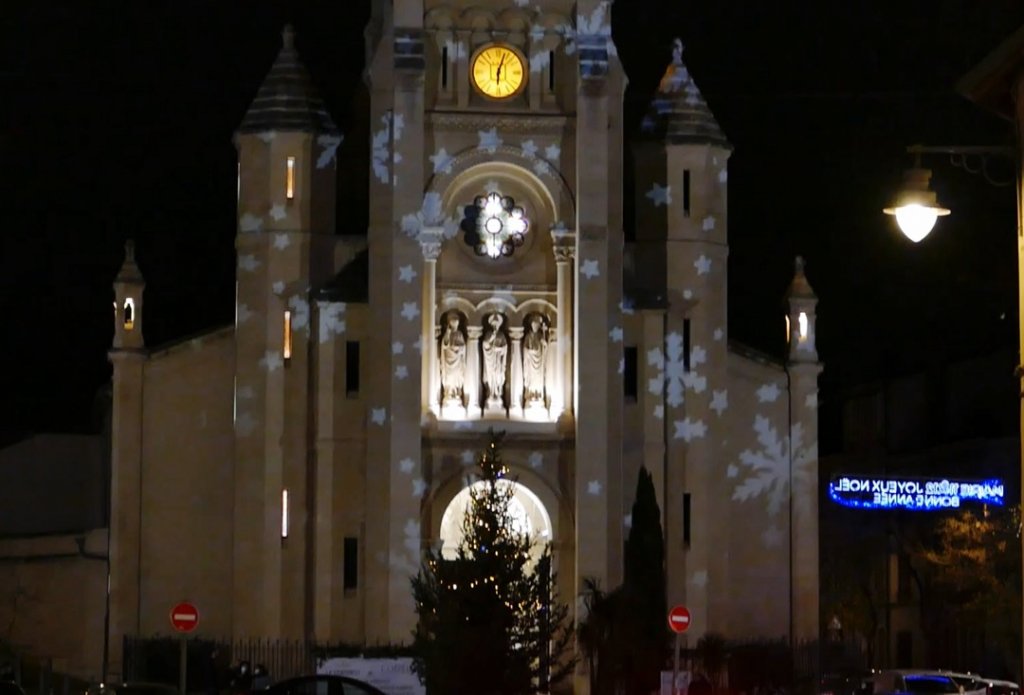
xmin=116 ymin=239 xmax=144 ymax=284
xmin=786 ymin=255 xmax=817 ymax=300
xmin=237 ymin=24 xmax=339 ymax=135
xmin=641 ymin=38 xmax=730 ymax=148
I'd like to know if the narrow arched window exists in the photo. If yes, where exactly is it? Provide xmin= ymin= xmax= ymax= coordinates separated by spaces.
xmin=123 ymin=298 xmax=135 ymax=330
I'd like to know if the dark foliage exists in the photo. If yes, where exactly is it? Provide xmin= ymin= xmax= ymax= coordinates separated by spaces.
xmin=579 ymin=467 xmax=668 ymax=694
xmin=622 ymin=466 xmax=669 ymax=694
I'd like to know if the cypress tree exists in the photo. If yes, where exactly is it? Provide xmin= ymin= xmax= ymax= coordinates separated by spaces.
xmin=623 ymin=466 xmax=668 ymax=694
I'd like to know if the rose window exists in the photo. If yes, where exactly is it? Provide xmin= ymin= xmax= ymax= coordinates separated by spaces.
xmin=471 ymin=192 xmax=530 ymax=259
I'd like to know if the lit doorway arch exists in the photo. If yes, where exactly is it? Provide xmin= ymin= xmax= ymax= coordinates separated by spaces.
xmin=439 ymin=480 xmax=553 ymax=565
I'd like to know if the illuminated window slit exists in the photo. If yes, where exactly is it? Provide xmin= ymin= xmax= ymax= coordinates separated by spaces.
xmin=283 ymin=310 xmax=292 ymax=360
xmin=286 ymin=157 xmax=296 ymax=200
xmin=281 ymin=489 xmax=289 ymax=539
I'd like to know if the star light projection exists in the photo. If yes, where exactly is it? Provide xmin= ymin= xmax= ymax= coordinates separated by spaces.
xmin=469 ymin=192 xmax=530 ymax=259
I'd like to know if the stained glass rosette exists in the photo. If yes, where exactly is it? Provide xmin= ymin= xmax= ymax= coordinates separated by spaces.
xmin=473 ymin=192 xmax=529 ymax=258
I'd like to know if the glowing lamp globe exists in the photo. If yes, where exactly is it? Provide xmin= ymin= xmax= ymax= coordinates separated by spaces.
xmin=883 ymin=167 xmax=950 ymax=243
xmin=892 ymin=204 xmax=942 ymax=242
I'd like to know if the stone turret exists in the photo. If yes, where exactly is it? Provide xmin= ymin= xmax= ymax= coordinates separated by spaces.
xmin=786 ymin=255 xmax=819 ymax=363
xmin=238 ymin=25 xmax=338 ymax=136
xmin=107 ymin=239 xmax=148 ymax=678
xmin=642 ymin=38 xmax=730 ymax=149
xmin=633 ymin=38 xmax=734 ymax=638
xmin=112 ymin=240 xmax=145 ymax=350
xmin=785 ymin=255 xmax=823 ymax=643
xmin=232 ymin=24 xmax=340 ymax=639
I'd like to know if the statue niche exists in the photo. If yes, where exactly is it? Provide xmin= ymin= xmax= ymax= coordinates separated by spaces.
xmin=439 ymin=310 xmax=468 ymax=408
xmin=522 ymin=312 xmax=549 ymax=410
xmin=481 ymin=313 xmax=509 ymax=411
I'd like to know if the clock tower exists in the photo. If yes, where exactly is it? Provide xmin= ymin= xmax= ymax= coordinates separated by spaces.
xmin=357 ymin=0 xmax=625 ymax=654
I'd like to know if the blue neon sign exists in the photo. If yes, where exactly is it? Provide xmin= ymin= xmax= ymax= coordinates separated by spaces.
xmin=829 ymin=476 xmax=1005 ymax=511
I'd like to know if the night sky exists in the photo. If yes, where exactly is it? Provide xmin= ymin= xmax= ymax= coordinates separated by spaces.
xmin=2 ymin=1 xmax=1023 ymax=449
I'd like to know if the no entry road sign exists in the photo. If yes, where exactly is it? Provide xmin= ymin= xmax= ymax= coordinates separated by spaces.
xmin=668 ymin=605 xmax=691 ymax=634
xmin=170 ymin=602 xmax=199 ymax=633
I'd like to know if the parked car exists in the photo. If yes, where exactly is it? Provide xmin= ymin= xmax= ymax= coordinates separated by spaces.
xmin=979 ymin=678 xmax=1020 ymax=695
xmin=869 ymin=670 xmax=961 ymax=695
xmin=260 ymin=675 xmax=385 ymax=695
xmin=940 ymin=672 xmax=987 ymax=695
xmin=86 ymin=682 xmax=178 ymax=695
xmin=821 ymin=671 xmax=876 ymax=695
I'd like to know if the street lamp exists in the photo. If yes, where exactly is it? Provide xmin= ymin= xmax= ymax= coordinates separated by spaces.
xmin=883 ymin=144 xmax=1016 ymax=242
xmin=882 ymin=140 xmax=1020 ymax=676
xmin=883 ymin=154 xmax=950 ymax=242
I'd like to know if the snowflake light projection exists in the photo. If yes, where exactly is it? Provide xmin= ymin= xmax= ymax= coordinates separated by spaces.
xmin=647 ymin=332 xmax=686 ymax=408
xmin=466 ymin=192 xmax=530 ymax=259
xmin=731 ymin=416 xmax=816 ymax=519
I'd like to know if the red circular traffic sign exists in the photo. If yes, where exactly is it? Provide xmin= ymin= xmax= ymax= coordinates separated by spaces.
xmin=668 ymin=605 xmax=691 ymax=634
xmin=170 ymin=602 xmax=200 ymax=633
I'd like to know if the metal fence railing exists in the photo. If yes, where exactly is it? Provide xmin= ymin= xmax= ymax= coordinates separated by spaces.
xmin=123 ymin=636 xmax=315 ymax=690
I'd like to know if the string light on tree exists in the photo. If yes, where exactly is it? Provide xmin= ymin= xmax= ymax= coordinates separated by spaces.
xmin=410 ymin=430 xmax=576 ymax=693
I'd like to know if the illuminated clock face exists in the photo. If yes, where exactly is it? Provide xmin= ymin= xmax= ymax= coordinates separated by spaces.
xmin=472 ymin=45 xmax=526 ymax=99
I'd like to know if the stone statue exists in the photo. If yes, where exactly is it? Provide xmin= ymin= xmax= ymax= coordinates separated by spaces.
xmin=481 ymin=313 xmax=508 ymax=407
xmin=439 ymin=312 xmax=466 ymax=405
xmin=522 ymin=314 xmax=548 ymax=406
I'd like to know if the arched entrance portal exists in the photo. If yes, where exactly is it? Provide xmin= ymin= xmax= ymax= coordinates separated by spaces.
xmin=439 ymin=480 xmax=553 ymax=565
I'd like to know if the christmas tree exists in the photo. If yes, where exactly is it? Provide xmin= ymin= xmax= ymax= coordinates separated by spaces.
xmin=411 ymin=431 xmax=575 ymax=694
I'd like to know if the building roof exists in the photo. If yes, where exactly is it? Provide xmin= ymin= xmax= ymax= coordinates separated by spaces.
xmin=237 ymin=25 xmax=340 ymax=135
xmin=956 ymin=23 xmax=1024 ymax=120
xmin=0 ymin=433 xmax=106 ymax=536
xmin=641 ymin=39 xmax=731 ymax=148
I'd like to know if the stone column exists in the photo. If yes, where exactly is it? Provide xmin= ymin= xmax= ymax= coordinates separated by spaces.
xmin=509 ymin=326 xmax=524 ymax=417
xmin=420 ymin=228 xmax=443 ymax=414
xmin=544 ymin=329 xmax=557 ymax=412
xmin=312 ymin=304 xmax=338 ymax=640
xmin=466 ymin=325 xmax=482 ymax=418
xmin=107 ymin=350 xmax=145 ymax=680
xmin=552 ymin=227 xmax=575 ymax=419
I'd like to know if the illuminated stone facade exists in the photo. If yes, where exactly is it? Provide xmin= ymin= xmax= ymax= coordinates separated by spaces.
xmin=103 ymin=2 xmax=822 ymax=691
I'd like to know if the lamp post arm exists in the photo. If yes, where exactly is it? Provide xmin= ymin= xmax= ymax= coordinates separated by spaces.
xmin=906 ymin=144 xmax=1017 ymax=159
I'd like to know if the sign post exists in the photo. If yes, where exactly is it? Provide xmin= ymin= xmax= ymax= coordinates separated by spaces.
xmin=668 ymin=605 xmax=691 ymax=695
xmin=170 ymin=602 xmax=199 ymax=695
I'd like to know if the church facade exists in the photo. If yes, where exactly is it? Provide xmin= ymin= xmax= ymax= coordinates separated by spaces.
xmin=107 ymin=0 xmax=821 ymax=687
